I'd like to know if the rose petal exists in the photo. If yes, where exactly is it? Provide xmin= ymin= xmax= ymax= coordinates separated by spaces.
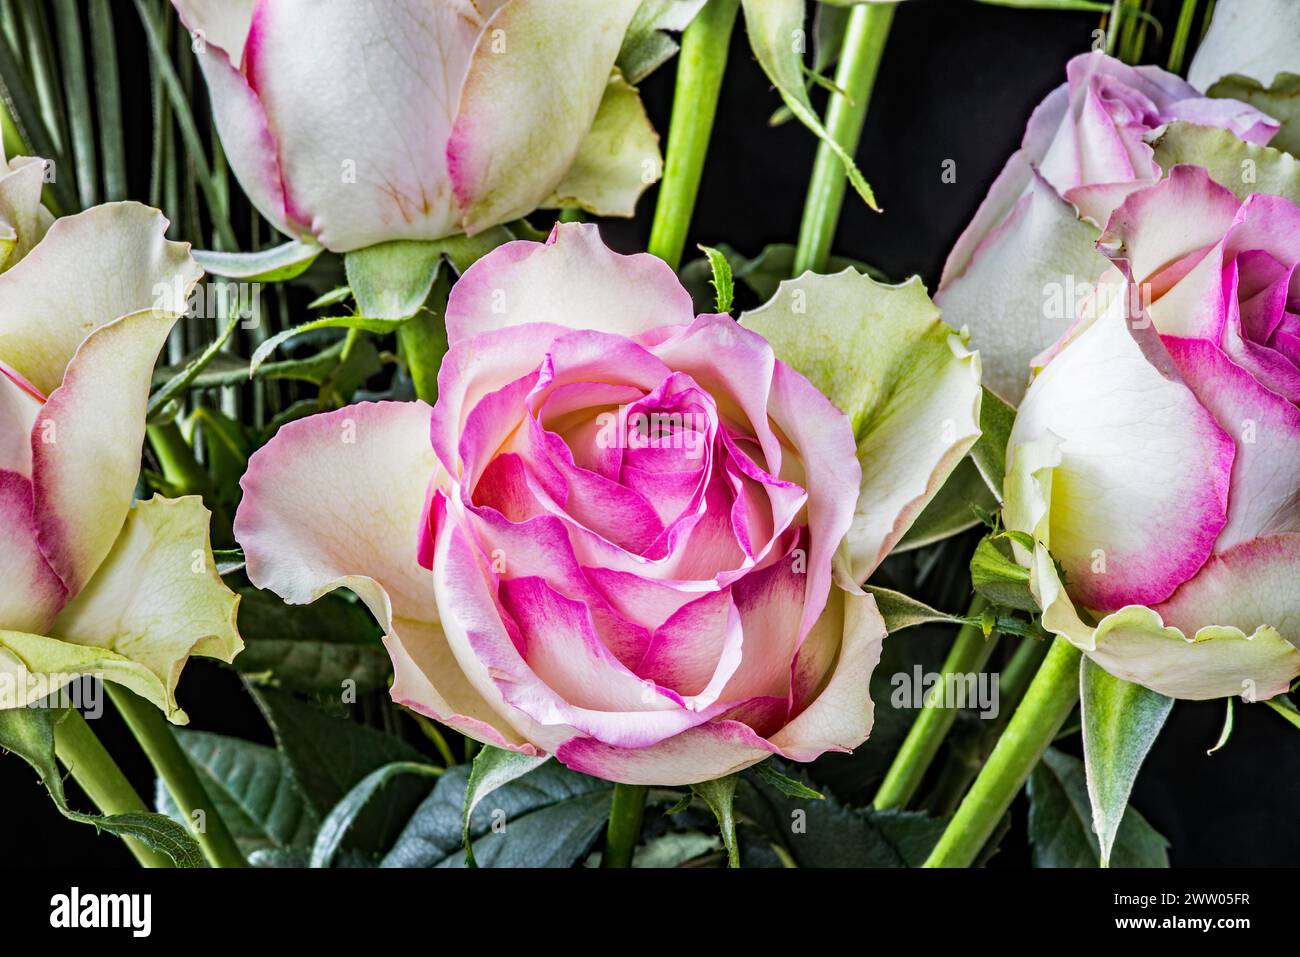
xmin=33 ymin=310 xmax=184 ymax=594
xmin=554 ymin=719 xmax=776 ymax=786
xmin=443 ymin=222 xmax=692 ymax=345
xmin=237 ymin=0 xmax=484 ymax=250
xmin=0 ymin=368 xmax=40 ymax=475
xmin=1163 ymin=336 xmax=1300 ymax=548
xmin=0 ymin=203 xmax=198 ymax=396
xmin=48 ymin=496 xmax=241 ymax=722
xmin=936 ymin=156 xmax=1109 ymax=403
xmin=770 ymin=587 xmax=886 ymax=761
xmin=448 ymin=0 xmax=642 ymax=232
xmin=742 ymin=272 xmax=977 ymax=586
xmin=172 ymin=0 xmax=302 ymax=240
xmin=1010 ymin=309 xmax=1234 ymax=611
xmin=1156 ymin=532 xmax=1300 ymax=661
xmin=0 ymin=470 xmax=67 ymax=634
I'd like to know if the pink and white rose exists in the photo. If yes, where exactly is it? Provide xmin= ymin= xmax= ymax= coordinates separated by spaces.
xmin=234 ymin=223 xmax=983 ymax=784
xmin=173 ymin=0 xmax=664 ymax=252
xmin=1005 ymin=165 xmax=1300 ymax=701
xmin=0 ymin=151 xmax=241 ymax=721
xmin=938 ymin=52 xmax=1278 ymax=403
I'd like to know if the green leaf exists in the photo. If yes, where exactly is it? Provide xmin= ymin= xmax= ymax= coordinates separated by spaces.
xmin=863 ymin=585 xmax=962 ymax=632
xmin=741 ymin=0 xmax=879 ymax=210
xmin=343 ymin=240 xmax=445 ymax=320
xmin=88 ymin=0 xmax=126 ymax=200
xmin=683 ymin=242 xmax=887 ymax=309
xmin=248 ymin=314 xmax=407 ymax=376
xmin=188 ymin=406 xmax=250 ymax=499
xmin=383 ymin=762 xmax=613 ymax=868
xmin=1150 ymin=121 xmax=1300 ymax=205
xmin=252 ymin=688 xmax=431 ymax=860
xmin=1 ymin=708 xmax=204 ymax=867
xmin=1264 ymin=693 xmax=1300 ymax=730
xmin=251 ymin=687 xmax=426 ymax=818
xmin=628 ymin=830 xmax=721 ymax=867
xmin=971 ymin=387 xmax=1015 ymax=499
xmin=396 ymin=271 xmax=451 ymax=404
xmin=748 ymin=760 xmax=825 ymax=800
xmin=1080 ymin=658 xmax=1173 ymax=866
xmin=1027 ymin=748 xmax=1169 ymax=868
xmin=969 ymin=535 xmax=1039 ymax=613
xmin=738 ymin=762 xmax=947 ymax=866
xmin=156 ymin=729 xmax=319 ymax=861
xmin=310 ymin=762 xmax=442 ymax=868
xmin=193 ymin=240 xmax=324 ymax=283
xmin=153 ymin=337 xmax=372 ymax=393
xmin=234 ymin=586 xmax=389 ymax=696
xmin=0 ymin=18 xmax=74 ymax=212
xmin=461 ymin=748 xmax=550 ymax=866
xmin=308 ymin=286 xmax=352 ymax=310
xmin=52 ymin=0 xmax=95 ymax=208
xmin=690 ymin=775 xmax=740 ymax=868
xmin=148 ymin=315 xmax=240 ymax=421
xmin=697 ymin=243 xmax=734 ymax=313
xmin=132 ymin=0 xmax=237 ymax=249
xmin=617 ymin=0 xmax=706 ymax=83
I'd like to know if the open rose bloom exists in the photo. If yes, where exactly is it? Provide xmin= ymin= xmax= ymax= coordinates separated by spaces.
xmin=236 ymin=224 xmax=981 ymax=784
xmin=174 ymin=0 xmax=664 ymax=252
xmin=1005 ymin=165 xmax=1300 ymax=701
xmin=0 ymin=157 xmax=241 ymax=721
xmin=938 ymin=52 xmax=1277 ymax=403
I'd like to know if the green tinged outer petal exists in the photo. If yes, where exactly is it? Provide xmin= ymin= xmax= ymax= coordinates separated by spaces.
xmin=543 ymin=71 xmax=662 ymax=217
xmin=1005 ymin=436 xmax=1300 ymax=701
xmin=740 ymin=270 xmax=982 ymax=582
xmin=1189 ymin=0 xmax=1300 ymax=91
xmin=0 ymin=203 xmax=199 ymax=396
xmin=37 ymin=495 xmax=243 ymax=724
xmin=1208 ymin=74 xmax=1300 ymax=158
xmin=1 ymin=633 xmax=176 ymax=715
xmin=1150 ymin=121 xmax=1300 ymax=205
xmin=0 ymin=154 xmax=52 ymax=273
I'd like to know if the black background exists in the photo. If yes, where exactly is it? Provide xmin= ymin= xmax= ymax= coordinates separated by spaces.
xmin=4 ymin=0 xmax=1296 ymax=868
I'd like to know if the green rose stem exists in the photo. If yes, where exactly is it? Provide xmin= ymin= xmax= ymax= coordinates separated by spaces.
xmin=602 ymin=782 xmax=650 ymax=869
xmin=791 ymin=2 xmax=895 ymax=276
xmin=107 ymin=685 xmax=248 ymax=868
xmin=872 ymin=596 xmax=994 ymax=810
xmin=52 ymin=709 xmax=174 ymax=868
xmin=924 ymin=636 xmax=1050 ymax=818
xmin=603 ymin=0 xmax=742 ymax=869
xmin=643 ymin=0 xmax=741 ymax=272
xmin=923 ymin=636 xmax=1082 ymax=867
xmin=148 ymin=421 xmax=212 ymax=497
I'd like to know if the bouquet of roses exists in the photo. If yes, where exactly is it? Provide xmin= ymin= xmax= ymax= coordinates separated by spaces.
xmin=1 ymin=0 xmax=1296 ymax=875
